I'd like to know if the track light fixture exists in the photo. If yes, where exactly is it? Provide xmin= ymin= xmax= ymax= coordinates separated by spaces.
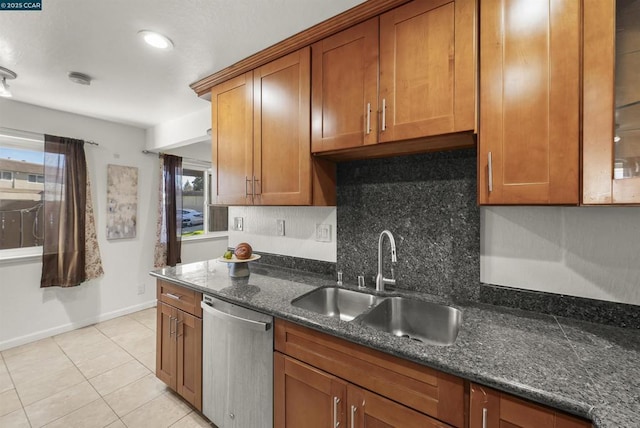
xmin=0 ymin=66 xmax=17 ymax=98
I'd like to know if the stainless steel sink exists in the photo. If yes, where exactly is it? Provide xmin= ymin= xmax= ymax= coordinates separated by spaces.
xmin=291 ymin=287 xmax=385 ymax=321
xmin=357 ymin=297 xmax=462 ymax=346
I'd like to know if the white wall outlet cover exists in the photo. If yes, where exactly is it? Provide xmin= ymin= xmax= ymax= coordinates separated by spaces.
xmin=234 ymin=217 xmax=243 ymax=231
xmin=315 ymin=224 xmax=332 ymax=242
xmin=277 ymin=219 xmax=285 ymax=236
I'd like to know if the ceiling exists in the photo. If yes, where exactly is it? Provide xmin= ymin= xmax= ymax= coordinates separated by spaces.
xmin=0 ymin=0 xmax=365 ymax=129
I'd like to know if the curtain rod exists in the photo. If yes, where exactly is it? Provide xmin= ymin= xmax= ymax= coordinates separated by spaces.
xmin=0 ymin=127 xmax=99 ymax=146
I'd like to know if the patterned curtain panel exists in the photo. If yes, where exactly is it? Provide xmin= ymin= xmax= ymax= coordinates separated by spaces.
xmin=153 ymin=156 xmax=167 ymax=267
xmin=85 ymin=174 xmax=104 ymax=280
xmin=41 ymin=135 xmax=103 ymax=287
xmin=153 ymin=154 xmax=182 ymax=267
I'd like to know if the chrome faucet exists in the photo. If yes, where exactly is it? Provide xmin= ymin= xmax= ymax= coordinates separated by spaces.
xmin=375 ymin=230 xmax=397 ymax=292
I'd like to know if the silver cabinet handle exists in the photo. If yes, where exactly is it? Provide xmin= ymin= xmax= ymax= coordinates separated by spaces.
xmin=200 ymin=301 xmax=271 ymax=331
xmin=245 ymin=176 xmax=251 ymax=198
xmin=487 ymin=152 xmax=493 ymax=193
xmin=350 ymin=405 xmax=357 ymax=428
xmin=381 ymin=98 xmax=387 ymax=131
xmin=175 ymin=319 xmax=183 ymax=339
xmin=482 ymin=408 xmax=487 ymax=428
xmin=333 ymin=397 xmax=341 ymax=428
xmin=168 ymin=316 xmax=175 ymax=337
xmin=365 ymin=102 xmax=371 ymax=135
xmin=165 ymin=293 xmax=181 ymax=300
xmin=253 ymin=175 xmax=260 ymax=196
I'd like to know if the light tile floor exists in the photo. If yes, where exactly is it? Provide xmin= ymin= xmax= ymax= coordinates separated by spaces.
xmin=0 ymin=307 xmax=212 ymax=428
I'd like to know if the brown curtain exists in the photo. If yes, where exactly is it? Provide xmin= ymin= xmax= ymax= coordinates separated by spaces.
xmin=41 ymin=135 xmax=87 ymax=287
xmin=154 ymin=154 xmax=182 ymax=267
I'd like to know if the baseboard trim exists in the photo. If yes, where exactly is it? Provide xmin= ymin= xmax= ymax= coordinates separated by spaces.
xmin=0 ymin=300 xmax=157 ymax=351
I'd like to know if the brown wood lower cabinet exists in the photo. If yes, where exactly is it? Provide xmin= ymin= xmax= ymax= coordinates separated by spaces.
xmin=274 ymin=319 xmax=464 ymax=427
xmin=469 ymin=383 xmax=590 ymax=428
xmin=275 ymin=353 xmax=451 ymax=428
xmin=156 ymin=281 xmax=202 ymax=411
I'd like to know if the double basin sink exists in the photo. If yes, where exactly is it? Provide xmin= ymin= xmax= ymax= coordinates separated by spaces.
xmin=291 ymin=287 xmax=462 ymax=346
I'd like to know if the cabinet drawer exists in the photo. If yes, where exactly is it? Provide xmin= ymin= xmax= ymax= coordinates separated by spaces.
xmin=275 ymin=319 xmax=465 ymax=427
xmin=157 ymin=280 xmax=202 ymax=318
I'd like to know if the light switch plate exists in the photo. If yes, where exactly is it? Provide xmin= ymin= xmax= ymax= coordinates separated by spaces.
xmin=234 ymin=217 xmax=243 ymax=231
xmin=315 ymin=224 xmax=332 ymax=242
xmin=276 ymin=219 xmax=285 ymax=236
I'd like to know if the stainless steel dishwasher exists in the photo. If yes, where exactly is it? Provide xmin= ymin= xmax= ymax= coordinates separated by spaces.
xmin=201 ymin=294 xmax=273 ymax=428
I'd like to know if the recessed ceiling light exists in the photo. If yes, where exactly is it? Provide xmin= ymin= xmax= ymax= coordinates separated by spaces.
xmin=0 ymin=66 xmax=17 ymax=98
xmin=138 ymin=30 xmax=174 ymax=50
xmin=68 ymin=72 xmax=92 ymax=86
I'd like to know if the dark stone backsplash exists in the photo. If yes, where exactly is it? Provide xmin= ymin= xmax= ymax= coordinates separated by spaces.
xmin=336 ymin=148 xmax=480 ymax=303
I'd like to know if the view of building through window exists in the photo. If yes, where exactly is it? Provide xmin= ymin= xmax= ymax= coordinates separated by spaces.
xmin=0 ymin=145 xmax=45 ymax=250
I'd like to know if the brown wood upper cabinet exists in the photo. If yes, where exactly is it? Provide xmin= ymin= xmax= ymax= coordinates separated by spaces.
xmin=211 ymin=47 xmax=335 ymax=206
xmin=469 ymin=383 xmax=591 ymax=428
xmin=478 ymin=0 xmax=581 ymax=205
xmin=583 ymin=0 xmax=640 ymax=204
xmin=311 ymin=0 xmax=476 ymax=153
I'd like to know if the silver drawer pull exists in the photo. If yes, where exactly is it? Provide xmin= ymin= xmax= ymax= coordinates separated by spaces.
xmin=365 ymin=102 xmax=371 ymax=135
xmin=381 ymin=98 xmax=387 ymax=131
xmin=482 ymin=407 xmax=487 ymax=428
xmin=350 ymin=405 xmax=357 ymax=428
xmin=165 ymin=293 xmax=181 ymax=300
xmin=488 ymin=152 xmax=493 ymax=193
xmin=333 ymin=397 xmax=341 ymax=428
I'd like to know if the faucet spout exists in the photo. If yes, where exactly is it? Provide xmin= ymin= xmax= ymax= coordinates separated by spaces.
xmin=376 ymin=230 xmax=397 ymax=292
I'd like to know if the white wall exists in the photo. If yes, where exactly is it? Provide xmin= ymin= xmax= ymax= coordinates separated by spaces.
xmin=145 ymin=105 xmax=210 ymax=152
xmin=181 ymin=236 xmax=229 ymax=264
xmin=0 ymin=99 xmax=159 ymax=350
xmin=228 ymin=206 xmax=336 ymax=262
xmin=481 ymin=206 xmax=640 ymax=306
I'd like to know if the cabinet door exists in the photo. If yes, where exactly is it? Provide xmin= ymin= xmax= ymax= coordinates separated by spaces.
xmin=311 ymin=18 xmax=379 ymax=152
xmin=156 ymin=303 xmax=176 ymax=390
xmin=478 ymin=0 xmax=580 ymax=205
xmin=176 ymin=309 xmax=202 ymax=411
xmin=470 ymin=383 xmax=590 ymax=428
xmin=379 ymin=0 xmax=475 ymax=143
xmin=349 ymin=385 xmax=452 ymax=428
xmin=211 ymin=71 xmax=254 ymax=205
xmin=583 ymin=0 xmax=640 ymax=204
xmin=253 ymin=47 xmax=312 ymax=205
xmin=274 ymin=353 xmax=346 ymax=428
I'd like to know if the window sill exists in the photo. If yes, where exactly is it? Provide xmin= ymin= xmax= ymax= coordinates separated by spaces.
xmin=181 ymin=232 xmax=228 ymax=243
xmin=0 ymin=246 xmax=42 ymax=265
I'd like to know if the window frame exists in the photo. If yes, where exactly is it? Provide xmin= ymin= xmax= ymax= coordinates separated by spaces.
xmin=0 ymin=127 xmax=45 ymax=261
xmin=180 ymin=160 xmax=227 ymax=241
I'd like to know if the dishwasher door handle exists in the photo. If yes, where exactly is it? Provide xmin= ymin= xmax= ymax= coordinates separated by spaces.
xmin=201 ymin=301 xmax=271 ymax=331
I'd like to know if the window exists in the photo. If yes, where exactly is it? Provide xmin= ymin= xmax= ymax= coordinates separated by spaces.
xmin=28 ymin=174 xmax=45 ymax=183
xmin=0 ymin=128 xmax=45 ymax=251
xmin=181 ymin=163 xmax=227 ymax=238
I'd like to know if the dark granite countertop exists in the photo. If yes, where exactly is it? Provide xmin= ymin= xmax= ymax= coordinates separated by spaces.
xmin=151 ymin=260 xmax=640 ymax=428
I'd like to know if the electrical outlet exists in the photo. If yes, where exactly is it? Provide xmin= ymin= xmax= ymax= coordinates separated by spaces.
xmin=234 ymin=217 xmax=244 ymax=231
xmin=315 ymin=224 xmax=332 ymax=242
xmin=137 ymin=283 xmax=145 ymax=295
xmin=277 ymin=219 xmax=285 ymax=236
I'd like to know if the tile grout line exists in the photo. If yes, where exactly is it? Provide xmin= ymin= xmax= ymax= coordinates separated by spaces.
xmin=7 ymin=309 xmax=155 ymax=428
xmin=0 ymin=354 xmax=33 ymax=428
